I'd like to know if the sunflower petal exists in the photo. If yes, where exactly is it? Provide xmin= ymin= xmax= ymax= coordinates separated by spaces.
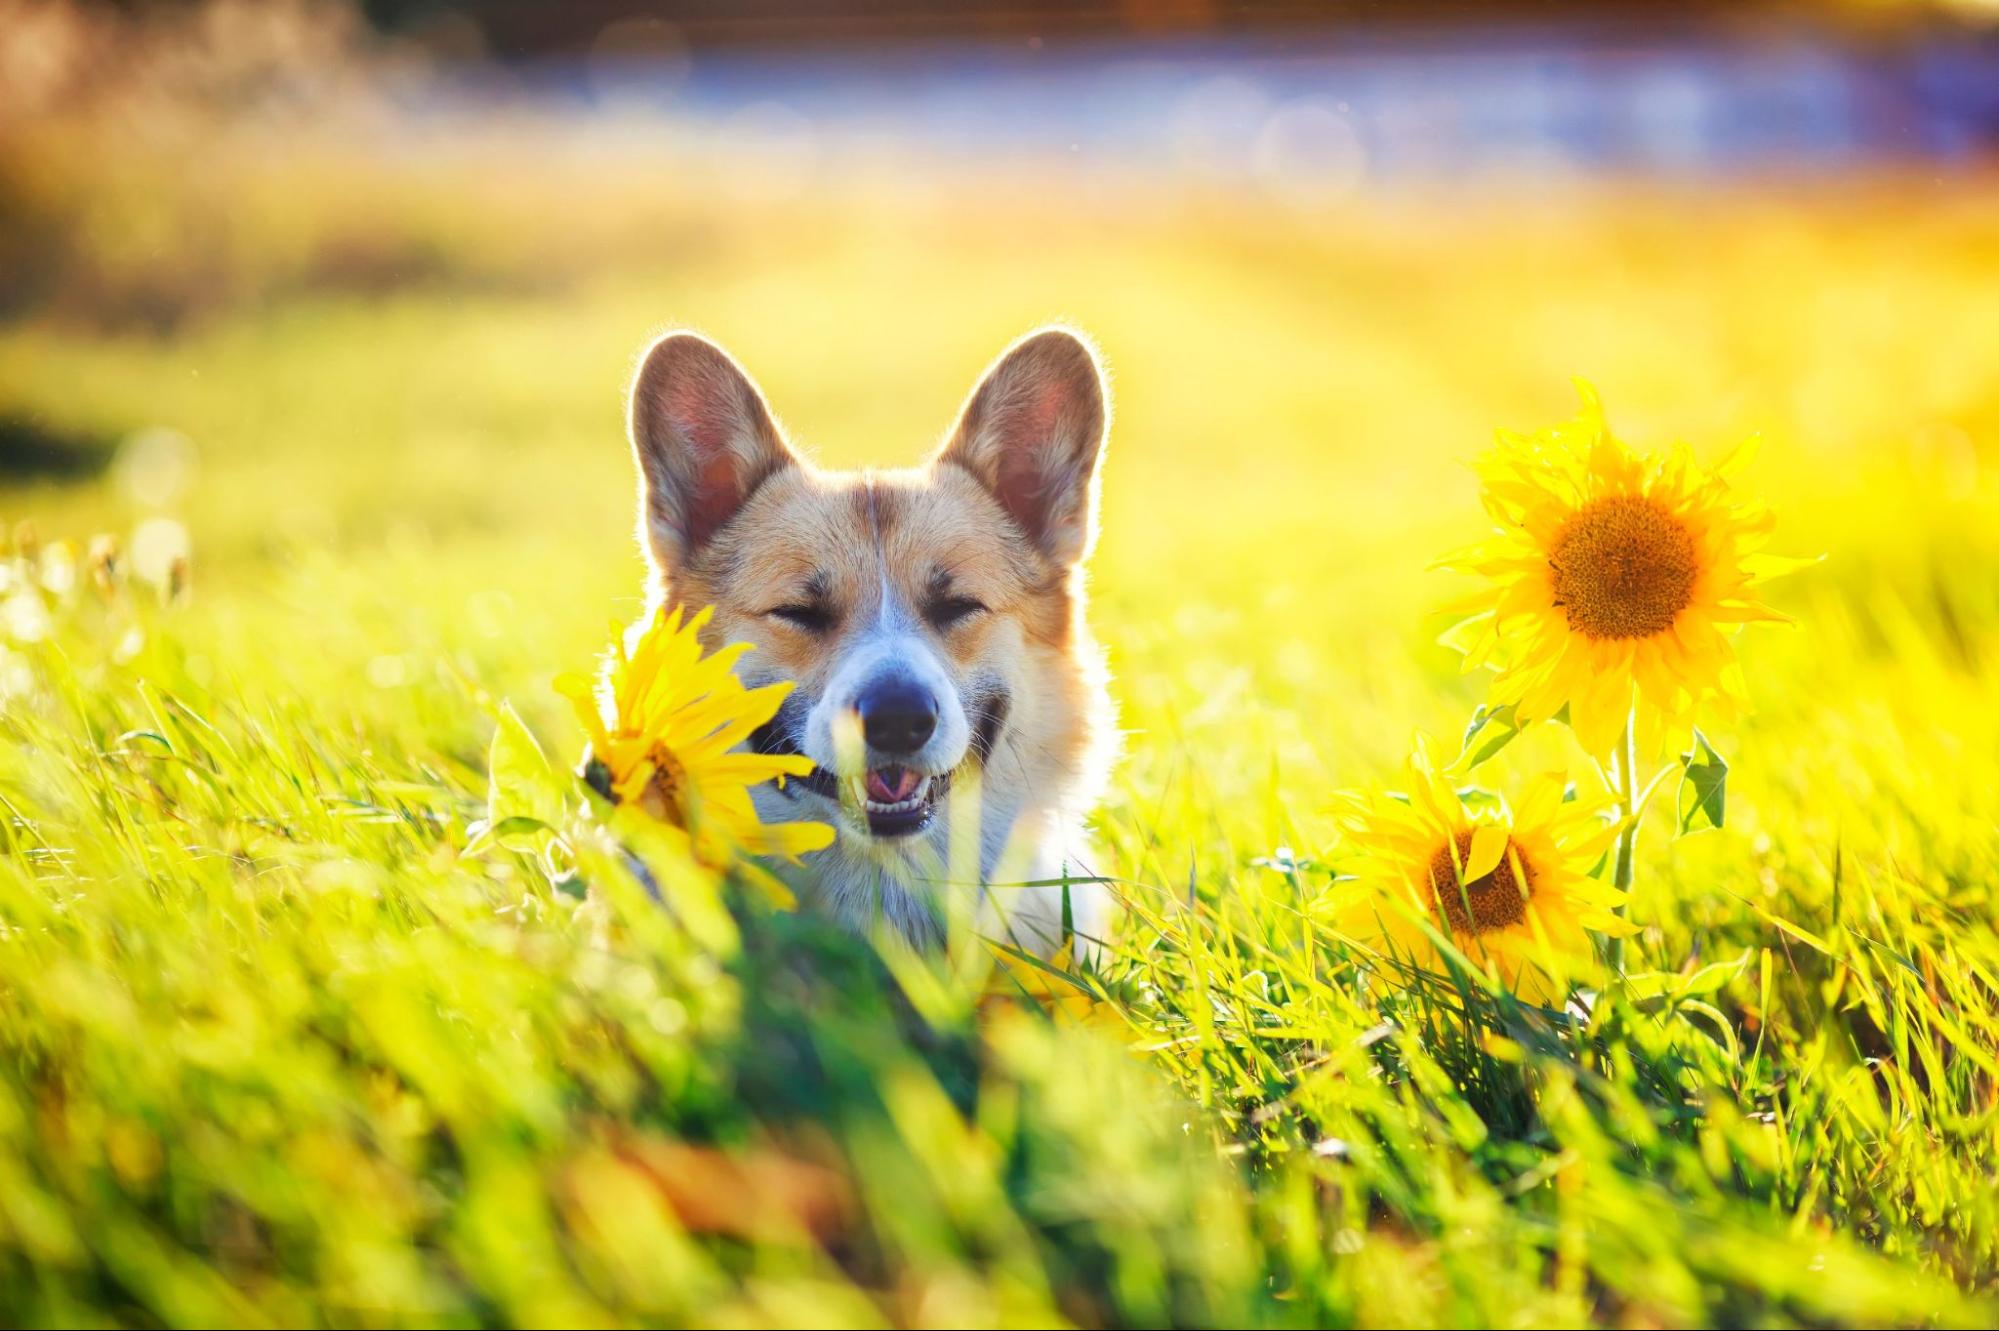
xmin=1463 ymin=824 xmax=1509 ymax=883
xmin=562 ymin=605 xmax=834 ymax=867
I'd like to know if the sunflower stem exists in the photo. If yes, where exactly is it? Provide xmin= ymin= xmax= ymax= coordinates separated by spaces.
xmin=1607 ymin=707 xmax=1639 ymax=975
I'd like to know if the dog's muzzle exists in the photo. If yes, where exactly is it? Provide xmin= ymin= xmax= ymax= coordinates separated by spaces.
xmin=751 ymin=691 xmax=1009 ymax=839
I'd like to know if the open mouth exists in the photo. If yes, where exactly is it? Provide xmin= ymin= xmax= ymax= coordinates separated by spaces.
xmin=786 ymin=762 xmax=952 ymax=838
xmin=856 ymin=763 xmax=951 ymax=837
xmin=779 ymin=763 xmax=951 ymax=835
xmin=752 ymin=693 xmax=1004 ymax=841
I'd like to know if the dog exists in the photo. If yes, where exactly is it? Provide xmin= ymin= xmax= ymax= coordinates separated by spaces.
xmin=624 ymin=325 xmax=1117 ymax=955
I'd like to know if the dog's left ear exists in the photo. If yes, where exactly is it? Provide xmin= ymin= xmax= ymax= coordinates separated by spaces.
xmin=940 ymin=326 xmax=1109 ymax=567
xmin=629 ymin=331 xmax=797 ymax=571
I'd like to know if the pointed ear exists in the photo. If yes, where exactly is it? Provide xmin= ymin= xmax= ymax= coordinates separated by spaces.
xmin=939 ymin=326 xmax=1109 ymax=567
xmin=629 ymin=332 xmax=797 ymax=569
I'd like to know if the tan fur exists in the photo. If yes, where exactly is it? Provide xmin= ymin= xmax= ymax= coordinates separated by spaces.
xmin=626 ymin=327 xmax=1117 ymax=953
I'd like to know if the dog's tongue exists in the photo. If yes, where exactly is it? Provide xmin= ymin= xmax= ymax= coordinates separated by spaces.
xmin=865 ymin=765 xmax=921 ymax=803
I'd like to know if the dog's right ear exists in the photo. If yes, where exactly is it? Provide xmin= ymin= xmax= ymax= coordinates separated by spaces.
xmin=629 ymin=332 xmax=796 ymax=569
xmin=939 ymin=326 xmax=1109 ymax=568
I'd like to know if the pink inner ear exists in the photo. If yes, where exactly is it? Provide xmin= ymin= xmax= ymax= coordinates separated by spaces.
xmin=669 ymin=377 xmax=730 ymax=455
xmin=664 ymin=371 xmax=751 ymax=545
xmin=993 ymin=451 xmax=1056 ymax=546
xmin=685 ymin=451 xmax=743 ymax=547
xmin=963 ymin=379 xmax=1081 ymax=547
xmin=1021 ymin=381 xmax=1067 ymax=442
xmin=991 ymin=384 xmax=1072 ymax=535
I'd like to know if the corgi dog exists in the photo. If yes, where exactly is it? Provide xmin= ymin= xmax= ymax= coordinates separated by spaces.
xmin=625 ymin=326 xmax=1116 ymax=955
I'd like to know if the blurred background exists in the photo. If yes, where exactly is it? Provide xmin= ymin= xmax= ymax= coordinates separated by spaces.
xmin=2 ymin=0 xmax=1997 ymax=782
xmin=7 ymin=0 xmax=1998 ymax=336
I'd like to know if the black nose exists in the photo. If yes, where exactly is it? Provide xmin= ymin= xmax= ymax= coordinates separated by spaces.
xmin=857 ymin=678 xmax=938 ymax=755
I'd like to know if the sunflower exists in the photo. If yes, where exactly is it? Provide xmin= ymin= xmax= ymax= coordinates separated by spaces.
xmin=1442 ymin=383 xmax=1797 ymax=754
xmin=1332 ymin=741 xmax=1633 ymax=1005
xmin=555 ymin=605 xmax=833 ymax=868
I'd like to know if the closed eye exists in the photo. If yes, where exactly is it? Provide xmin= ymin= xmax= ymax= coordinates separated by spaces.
xmin=769 ymin=603 xmax=836 ymax=633
xmin=926 ymin=596 xmax=988 ymax=630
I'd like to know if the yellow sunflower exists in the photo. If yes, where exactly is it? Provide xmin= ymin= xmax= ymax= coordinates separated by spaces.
xmin=556 ymin=605 xmax=833 ymax=868
xmin=1333 ymin=741 xmax=1634 ymax=1005
xmin=1443 ymin=383 xmax=1797 ymax=754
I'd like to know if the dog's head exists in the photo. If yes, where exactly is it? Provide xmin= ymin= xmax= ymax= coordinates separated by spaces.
xmin=627 ymin=326 xmax=1110 ymax=857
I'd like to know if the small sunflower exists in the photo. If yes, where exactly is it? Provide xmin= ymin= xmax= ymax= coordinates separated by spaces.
xmin=1333 ymin=741 xmax=1634 ymax=1005
xmin=556 ymin=605 xmax=833 ymax=867
xmin=1443 ymin=383 xmax=1797 ymax=753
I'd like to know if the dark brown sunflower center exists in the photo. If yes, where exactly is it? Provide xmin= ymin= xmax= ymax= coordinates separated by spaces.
xmin=1426 ymin=830 xmax=1531 ymax=936
xmin=1548 ymin=494 xmax=1699 ymax=640
xmin=638 ymin=745 xmax=690 ymax=826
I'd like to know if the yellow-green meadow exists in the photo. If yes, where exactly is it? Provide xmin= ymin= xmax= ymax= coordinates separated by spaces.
xmin=3 ymin=13 xmax=1998 ymax=1324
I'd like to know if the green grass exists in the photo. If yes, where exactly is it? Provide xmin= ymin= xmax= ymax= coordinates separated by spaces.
xmin=3 ymin=133 xmax=1998 ymax=1325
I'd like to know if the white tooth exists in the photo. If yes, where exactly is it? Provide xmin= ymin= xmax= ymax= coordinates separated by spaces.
xmin=912 ymin=777 xmax=931 ymax=800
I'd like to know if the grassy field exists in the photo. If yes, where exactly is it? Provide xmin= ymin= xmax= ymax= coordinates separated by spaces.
xmin=4 ymin=83 xmax=1999 ymax=1325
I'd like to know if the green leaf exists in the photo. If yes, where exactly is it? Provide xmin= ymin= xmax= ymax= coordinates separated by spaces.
xmin=464 ymin=815 xmax=557 ymax=857
xmin=482 ymin=703 xmax=566 ymax=850
xmin=1456 ymin=702 xmax=1524 ymax=768
xmin=1676 ymin=728 xmax=1728 ymax=836
xmin=1676 ymin=951 xmax=1752 ymax=996
xmin=1455 ymin=786 xmax=1503 ymax=813
xmin=1621 ymin=951 xmax=1751 ymax=1002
